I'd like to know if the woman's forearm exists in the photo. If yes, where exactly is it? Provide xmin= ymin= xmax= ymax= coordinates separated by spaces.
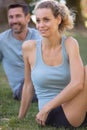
xmin=43 ymin=81 xmax=84 ymax=113
xmin=18 ymin=84 xmax=34 ymax=119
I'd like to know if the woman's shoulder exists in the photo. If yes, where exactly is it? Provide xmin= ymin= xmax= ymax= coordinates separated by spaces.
xmin=22 ymin=40 xmax=37 ymax=52
xmin=65 ymin=36 xmax=79 ymax=48
xmin=64 ymin=36 xmax=79 ymax=56
xmin=22 ymin=40 xmax=37 ymax=57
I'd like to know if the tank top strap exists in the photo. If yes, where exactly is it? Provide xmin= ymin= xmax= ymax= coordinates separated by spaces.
xmin=35 ymin=39 xmax=43 ymax=65
xmin=61 ymin=35 xmax=69 ymax=62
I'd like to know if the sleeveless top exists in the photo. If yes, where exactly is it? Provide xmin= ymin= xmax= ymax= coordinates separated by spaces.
xmin=31 ymin=36 xmax=71 ymax=110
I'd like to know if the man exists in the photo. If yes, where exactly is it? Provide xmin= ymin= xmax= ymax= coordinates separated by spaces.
xmin=0 ymin=3 xmax=41 ymax=101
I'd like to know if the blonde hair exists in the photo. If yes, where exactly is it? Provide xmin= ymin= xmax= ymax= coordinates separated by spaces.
xmin=34 ymin=0 xmax=75 ymax=33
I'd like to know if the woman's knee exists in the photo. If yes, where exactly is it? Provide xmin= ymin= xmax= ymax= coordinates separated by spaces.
xmin=84 ymin=65 xmax=87 ymax=71
xmin=84 ymin=66 xmax=87 ymax=85
xmin=81 ymin=66 xmax=87 ymax=98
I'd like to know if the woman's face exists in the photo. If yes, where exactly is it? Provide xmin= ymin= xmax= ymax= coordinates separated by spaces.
xmin=35 ymin=8 xmax=60 ymax=38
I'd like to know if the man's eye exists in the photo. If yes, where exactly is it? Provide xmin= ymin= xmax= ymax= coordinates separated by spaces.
xmin=8 ymin=16 xmax=13 ymax=19
xmin=16 ymin=15 xmax=22 ymax=18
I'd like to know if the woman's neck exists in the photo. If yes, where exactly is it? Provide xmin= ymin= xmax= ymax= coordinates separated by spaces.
xmin=42 ymin=34 xmax=62 ymax=48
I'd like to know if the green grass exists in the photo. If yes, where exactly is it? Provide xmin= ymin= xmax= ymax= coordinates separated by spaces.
xmin=0 ymin=31 xmax=87 ymax=130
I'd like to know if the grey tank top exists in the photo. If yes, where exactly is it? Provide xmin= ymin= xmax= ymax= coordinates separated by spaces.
xmin=31 ymin=36 xmax=71 ymax=110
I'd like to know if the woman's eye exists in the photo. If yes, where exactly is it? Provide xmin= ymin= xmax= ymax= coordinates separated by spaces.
xmin=44 ymin=18 xmax=49 ymax=22
xmin=36 ymin=18 xmax=50 ymax=24
xmin=36 ymin=19 xmax=40 ymax=23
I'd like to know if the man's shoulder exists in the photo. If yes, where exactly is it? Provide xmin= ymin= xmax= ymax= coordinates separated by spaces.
xmin=0 ymin=29 xmax=11 ymax=40
xmin=28 ymin=27 xmax=41 ymax=39
xmin=28 ymin=27 xmax=39 ymax=34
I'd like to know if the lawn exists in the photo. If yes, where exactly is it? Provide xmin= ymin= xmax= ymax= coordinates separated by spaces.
xmin=0 ymin=31 xmax=87 ymax=130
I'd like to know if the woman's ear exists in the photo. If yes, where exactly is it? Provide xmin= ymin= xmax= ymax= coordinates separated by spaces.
xmin=57 ymin=14 xmax=62 ymax=25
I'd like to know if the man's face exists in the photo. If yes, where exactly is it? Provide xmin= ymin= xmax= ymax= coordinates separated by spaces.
xmin=8 ymin=7 xmax=30 ymax=34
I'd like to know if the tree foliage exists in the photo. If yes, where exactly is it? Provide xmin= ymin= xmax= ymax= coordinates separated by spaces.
xmin=0 ymin=0 xmax=85 ymax=28
xmin=66 ymin=0 xmax=84 ymax=28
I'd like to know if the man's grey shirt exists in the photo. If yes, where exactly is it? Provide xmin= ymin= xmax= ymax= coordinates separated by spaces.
xmin=0 ymin=28 xmax=41 ymax=92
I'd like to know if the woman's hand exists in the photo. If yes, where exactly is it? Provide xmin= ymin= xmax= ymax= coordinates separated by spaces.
xmin=36 ymin=107 xmax=49 ymax=126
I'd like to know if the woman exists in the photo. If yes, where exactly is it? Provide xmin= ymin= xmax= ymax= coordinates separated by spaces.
xmin=18 ymin=0 xmax=87 ymax=128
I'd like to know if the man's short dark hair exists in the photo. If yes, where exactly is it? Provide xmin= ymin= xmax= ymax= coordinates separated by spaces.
xmin=8 ymin=3 xmax=30 ymax=15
